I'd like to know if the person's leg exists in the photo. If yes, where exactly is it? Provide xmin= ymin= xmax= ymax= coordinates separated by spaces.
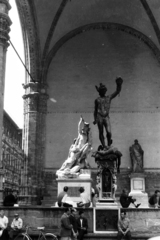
xmin=63 ymin=203 xmax=73 ymax=207
xmin=78 ymin=230 xmax=85 ymax=240
xmin=117 ymin=231 xmax=124 ymax=240
xmin=129 ymin=197 xmax=141 ymax=208
xmin=77 ymin=202 xmax=84 ymax=207
xmin=97 ymin=121 xmax=105 ymax=148
xmin=117 ymin=156 xmax=121 ymax=173
xmin=125 ymin=231 xmax=132 ymax=240
xmin=8 ymin=229 xmax=14 ymax=239
xmin=10 ymin=229 xmax=21 ymax=240
xmin=84 ymin=202 xmax=90 ymax=208
xmin=104 ymin=118 xmax=112 ymax=146
xmin=121 ymin=199 xmax=131 ymax=208
xmin=1 ymin=229 xmax=9 ymax=240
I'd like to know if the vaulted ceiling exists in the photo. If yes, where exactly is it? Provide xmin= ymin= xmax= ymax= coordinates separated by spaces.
xmin=15 ymin=0 xmax=160 ymax=84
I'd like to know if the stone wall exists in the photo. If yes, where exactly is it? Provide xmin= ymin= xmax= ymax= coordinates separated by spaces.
xmin=3 ymin=207 xmax=160 ymax=239
xmin=45 ymin=28 xmax=160 ymax=171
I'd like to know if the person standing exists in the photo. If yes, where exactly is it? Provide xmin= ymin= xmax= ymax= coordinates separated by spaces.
xmin=69 ymin=208 xmax=78 ymax=240
xmin=9 ymin=213 xmax=23 ymax=239
xmin=117 ymin=211 xmax=132 ymax=240
xmin=60 ymin=208 xmax=73 ymax=240
xmin=77 ymin=210 xmax=88 ymax=240
xmin=0 ymin=210 xmax=9 ymax=240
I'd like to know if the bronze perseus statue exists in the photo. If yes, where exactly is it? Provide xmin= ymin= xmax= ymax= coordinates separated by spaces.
xmin=93 ymin=77 xmax=123 ymax=148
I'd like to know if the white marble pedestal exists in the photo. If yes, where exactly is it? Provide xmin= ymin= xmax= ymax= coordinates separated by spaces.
xmin=129 ymin=173 xmax=149 ymax=208
xmin=56 ymin=176 xmax=92 ymax=207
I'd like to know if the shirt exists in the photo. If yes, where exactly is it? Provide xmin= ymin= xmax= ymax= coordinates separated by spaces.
xmin=57 ymin=191 xmax=66 ymax=205
xmin=80 ymin=192 xmax=90 ymax=204
xmin=0 ymin=216 xmax=8 ymax=229
xmin=11 ymin=217 xmax=23 ymax=229
xmin=118 ymin=217 xmax=130 ymax=231
xmin=80 ymin=219 xmax=83 ymax=228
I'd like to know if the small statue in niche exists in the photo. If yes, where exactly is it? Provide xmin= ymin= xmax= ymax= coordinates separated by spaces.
xmin=112 ymin=175 xmax=117 ymax=200
xmin=129 ymin=139 xmax=144 ymax=172
xmin=93 ymin=77 xmax=123 ymax=148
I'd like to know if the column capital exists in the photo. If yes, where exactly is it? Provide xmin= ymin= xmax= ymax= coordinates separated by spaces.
xmin=23 ymin=93 xmax=39 ymax=112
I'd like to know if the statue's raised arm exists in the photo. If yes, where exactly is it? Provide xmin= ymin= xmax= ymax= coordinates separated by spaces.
xmin=110 ymin=77 xmax=123 ymax=100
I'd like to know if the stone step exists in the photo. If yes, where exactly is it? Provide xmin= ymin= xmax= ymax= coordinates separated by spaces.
xmin=41 ymin=200 xmax=55 ymax=206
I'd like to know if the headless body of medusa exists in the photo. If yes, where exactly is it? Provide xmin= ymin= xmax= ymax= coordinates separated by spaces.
xmin=93 ymin=79 xmax=123 ymax=148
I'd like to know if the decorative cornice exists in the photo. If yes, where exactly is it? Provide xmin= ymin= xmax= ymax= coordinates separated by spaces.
xmin=22 ymin=92 xmax=39 ymax=100
xmin=42 ymin=22 xmax=160 ymax=82
xmin=22 ymin=82 xmax=39 ymax=90
xmin=23 ymin=92 xmax=48 ymax=113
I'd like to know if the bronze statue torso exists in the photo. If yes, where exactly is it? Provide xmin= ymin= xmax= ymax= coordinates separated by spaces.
xmin=96 ymin=96 xmax=111 ymax=118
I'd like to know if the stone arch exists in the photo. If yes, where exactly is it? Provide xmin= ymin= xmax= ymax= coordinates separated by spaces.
xmin=42 ymin=22 xmax=160 ymax=83
xmin=16 ymin=0 xmax=41 ymax=82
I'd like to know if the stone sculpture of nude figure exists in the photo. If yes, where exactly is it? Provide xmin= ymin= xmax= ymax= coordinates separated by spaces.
xmin=56 ymin=116 xmax=92 ymax=177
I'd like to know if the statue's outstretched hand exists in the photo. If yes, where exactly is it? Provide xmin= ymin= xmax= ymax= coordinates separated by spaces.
xmin=116 ymin=77 xmax=123 ymax=86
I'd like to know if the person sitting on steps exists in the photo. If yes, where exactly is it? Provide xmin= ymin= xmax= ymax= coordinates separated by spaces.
xmin=120 ymin=189 xmax=141 ymax=208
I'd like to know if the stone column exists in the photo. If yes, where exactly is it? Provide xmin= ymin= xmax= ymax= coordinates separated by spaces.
xmin=35 ymin=86 xmax=48 ymax=200
xmin=22 ymin=82 xmax=48 ymax=204
xmin=0 ymin=0 xmax=11 ymax=204
xmin=22 ymin=82 xmax=39 ymax=201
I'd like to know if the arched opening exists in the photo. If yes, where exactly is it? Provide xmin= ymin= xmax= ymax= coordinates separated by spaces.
xmin=4 ymin=0 xmax=25 ymax=129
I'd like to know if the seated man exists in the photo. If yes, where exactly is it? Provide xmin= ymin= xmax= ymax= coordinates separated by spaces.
xmin=120 ymin=189 xmax=141 ymax=208
xmin=77 ymin=187 xmax=90 ymax=208
xmin=149 ymin=190 xmax=160 ymax=208
xmin=3 ymin=190 xmax=18 ymax=207
xmin=0 ymin=210 xmax=9 ymax=240
xmin=117 ymin=210 xmax=132 ymax=240
xmin=57 ymin=186 xmax=73 ymax=207
xmin=9 ymin=213 xmax=23 ymax=239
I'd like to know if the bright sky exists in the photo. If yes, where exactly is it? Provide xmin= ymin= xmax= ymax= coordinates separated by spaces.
xmin=4 ymin=0 xmax=25 ymax=129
